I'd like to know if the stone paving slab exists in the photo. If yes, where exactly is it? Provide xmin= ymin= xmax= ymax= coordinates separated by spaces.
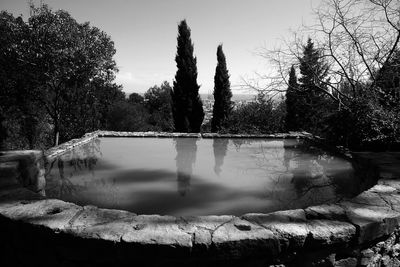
xmin=69 ymin=205 xmax=136 ymax=228
xmin=211 ymin=217 xmax=279 ymax=259
xmin=242 ymin=209 xmax=310 ymax=251
xmin=0 ymin=198 xmax=81 ymax=231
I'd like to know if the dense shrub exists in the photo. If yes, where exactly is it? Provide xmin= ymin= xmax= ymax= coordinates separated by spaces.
xmin=144 ymin=82 xmax=174 ymax=132
xmin=220 ymin=97 xmax=285 ymax=134
xmin=106 ymin=100 xmax=151 ymax=132
xmin=325 ymin=94 xmax=400 ymax=150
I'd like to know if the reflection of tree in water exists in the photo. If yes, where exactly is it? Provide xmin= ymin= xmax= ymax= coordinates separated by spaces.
xmin=174 ymin=138 xmax=198 ymax=196
xmin=55 ymin=159 xmax=76 ymax=197
xmin=231 ymin=138 xmax=253 ymax=151
xmin=287 ymin=140 xmax=355 ymax=206
xmin=283 ymin=139 xmax=299 ymax=171
xmin=46 ymin=138 xmax=103 ymax=199
xmin=258 ymin=139 xmax=356 ymax=211
xmin=213 ymin=138 xmax=229 ymax=176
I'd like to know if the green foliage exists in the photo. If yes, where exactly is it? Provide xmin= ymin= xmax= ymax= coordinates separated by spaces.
xmin=376 ymin=49 xmax=400 ymax=107
xmin=128 ymin=93 xmax=144 ymax=105
xmin=171 ymin=20 xmax=204 ymax=133
xmin=221 ymin=95 xmax=285 ymax=134
xmin=0 ymin=5 xmax=122 ymax=148
xmin=326 ymin=92 xmax=400 ymax=150
xmin=106 ymin=99 xmax=150 ymax=132
xmin=211 ymin=44 xmax=232 ymax=132
xmin=27 ymin=5 xmax=119 ymax=144
xmin=296 ymin=38 xmax=333 ymax=134
xmin=0 ymin=10 xmax=44 ymax=149
xmin=144 ymin=81 xmax=174 ymax=131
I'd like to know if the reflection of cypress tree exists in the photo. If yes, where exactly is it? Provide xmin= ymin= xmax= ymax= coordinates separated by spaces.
xmin=58 ymin=159 xmax=65 ymax=180
xmin=282 ymin=139 xmax=298 ymax=171
xmin=213 ymin=138 xmax=229 ymax=176
xmin=175 ymin=138 xmax=198 ymax=196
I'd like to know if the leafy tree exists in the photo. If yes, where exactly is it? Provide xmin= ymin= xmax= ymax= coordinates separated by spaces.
xmin=171 ymin=20 xmax=204 ymax=133
xmin=285 ymin=65 xmax=301 ymax=131
xmin=144 ymin=81 xmax=174 ymax=131
xmin=222 ymin=94 xmax=285 ymax=134
xmin=28 ymin=4 xmax=118 ymax=145
xmin=326 ymin=91 xmax=400 ymax=150
xmin=107 ymin=99 xmax=150 ymax=132
xmin=211 ymin=44 xmax=232 ymax=132
xmin=128 ymin=93 xmax=144 ymax=105
xmin=0 ymin=5 xmax=123 ymax=148
xmin=0 ymin=11 xmax=44 ymax=149
xmin=92 ymin=81 xmax=126 ymax=130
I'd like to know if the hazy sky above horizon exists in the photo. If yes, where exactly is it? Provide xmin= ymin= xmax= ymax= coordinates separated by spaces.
xmin=1 ymin=0 xmax=321 ymax=95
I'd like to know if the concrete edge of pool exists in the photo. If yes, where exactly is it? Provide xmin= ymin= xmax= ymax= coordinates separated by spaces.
xmin=1 ymin=131 xmax=400 ymax=266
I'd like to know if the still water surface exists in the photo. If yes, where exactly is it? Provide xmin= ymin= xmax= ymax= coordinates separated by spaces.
xmin=45 ymin=137 xmax=358 ymax=216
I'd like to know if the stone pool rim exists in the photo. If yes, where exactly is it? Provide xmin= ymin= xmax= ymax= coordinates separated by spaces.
xmin=1 ymin=130 xmax=400 ymax=265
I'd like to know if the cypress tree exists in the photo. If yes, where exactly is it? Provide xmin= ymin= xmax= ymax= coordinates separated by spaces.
xmin=285 ymin=65 xmax=300 ymax=131
xmin=171 ymin=20 xmax=204 ymax=133
xmin=211 ymin=44 xmax=232 ymax=132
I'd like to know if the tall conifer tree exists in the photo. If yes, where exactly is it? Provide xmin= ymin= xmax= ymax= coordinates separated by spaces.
xmin=171 ymin=20 xmax=204 ymax=133
xmin=298 ymin=38 xmax=329 ymax=133
xmin=285 ymin=65 xmax=301 ymax=131
xmin=211 ymin=44 xmax=232 ymax=132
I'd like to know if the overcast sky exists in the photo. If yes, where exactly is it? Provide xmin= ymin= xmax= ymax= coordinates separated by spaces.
xmin=1 ymin=0 xmax=321 ymax=95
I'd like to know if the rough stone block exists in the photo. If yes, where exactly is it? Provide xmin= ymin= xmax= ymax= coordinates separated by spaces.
xmin=243 ymin=209 xmax=308 ymax=251
xmin=306 ymin=219 xmax=356 ymax=247
xmin=350 ymin=191 xmax=390 ymax=208
xmin=305 ymin=204 xmax=347 ymax=221
xmin=339 ymin=201 xmax=400 ymax=244
xmin=69 ymin=205 xmax=136 ymax=228
xmin=0 ymin=199 xmax=81 ymax=231
xmin=379 ymin=179 xmax=400 ymax=191
xmin=121 ymin=215 xmax=192 ymax=248
xmin=369 ymin=184 xmax=397 ymax=194
xmin=71 ymin=218 xmax=135 ymax=242
xmin=0 ymin=150 xmax=45 ymax=194
xmin=212 ymin=217 xmax=279 ymax=259
xmin=0 ymin=161 xmax=20 ymax=189
xmin=177 ymin=215 xmax=234 ymax=249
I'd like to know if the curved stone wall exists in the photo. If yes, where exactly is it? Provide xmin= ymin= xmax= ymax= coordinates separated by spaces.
xmin=1 ymin=131 xmax=400 ymax=266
